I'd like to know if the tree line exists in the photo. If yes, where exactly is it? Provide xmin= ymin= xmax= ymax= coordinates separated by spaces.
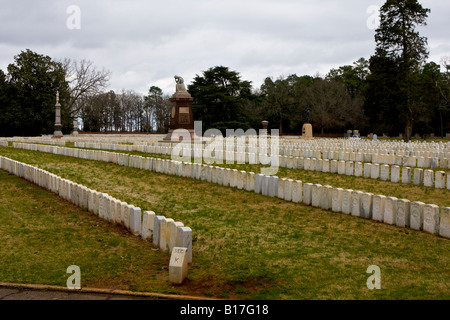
xmin=0 ymin=0 xmax=448 ymax=138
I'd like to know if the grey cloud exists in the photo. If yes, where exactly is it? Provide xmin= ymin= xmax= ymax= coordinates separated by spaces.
xmin=0 ymin=0 xmax=449 ymax=95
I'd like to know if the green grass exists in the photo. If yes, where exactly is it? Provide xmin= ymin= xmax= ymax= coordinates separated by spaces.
xmin=61 ymin=144 xmax=450 ymax=207
xmin=0 ymin=169 xmax=179 ymax=294
xmin=0 ymin=146 xmax=449 ymax=299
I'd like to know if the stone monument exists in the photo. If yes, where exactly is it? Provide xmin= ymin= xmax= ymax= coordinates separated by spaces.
xmin=261 ymin=120 xmax=269 ymax=135
xmin=163 ymin=76 xmax=196 ymax=141
xmin=53 ymin=91 xmax=63 ymax=138
xmin=301 ymin=123 xmax=313 ymax=140
xmin=72 ymin=118 xmax=79 ymax=135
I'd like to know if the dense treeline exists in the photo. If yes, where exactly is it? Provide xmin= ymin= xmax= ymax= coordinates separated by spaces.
xmin=0 ymin=0 xmax=448 ymax=138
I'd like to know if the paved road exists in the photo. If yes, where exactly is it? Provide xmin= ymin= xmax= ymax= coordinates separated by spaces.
xmin=0 ymin=287 xmax=157 ymax=300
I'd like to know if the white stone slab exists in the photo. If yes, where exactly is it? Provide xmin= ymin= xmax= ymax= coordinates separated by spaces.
xmin=360 ymin=193 xmax=373 ymax=219
xmin=130 ymin=207 xmax=142 ymax=236
xmin=371 ymin=164 xmax=380 ymax=179
xmin=291 ymin=180 xmax=302 ymax=203
xmin=141 ymin=211 xmax=155 ymax=240
xmin=311 ymin=184 xmax=322 ymax=208
xmin=341 ymin=189 xmax=353 ymax=215
xmin=413 ymin=168 xmax=423 ymax=185
xmin=331 ymin=188 xmax=343 ymax=212
xmin=345 ymin=161 xmax=354 ymax=176
xmin=396 ymin=199 xmax=410 ymax=228
xmin=423 ymin=170 xmax=434 ymax=187
xmin=402 ymin=167 xmax=411 ymax=184
xmin=391 ymin=166 xmax=400 ymax=183
xmin=364 ymin=163 xmax=372 ymax=178
xmin=410 ymin=201 xmax=424 ymax=231
xmin=423 ymin=204 xmax=439 ymax=235
xmin=380 ymin=164 xmax=389 ymax=181
xmin=435 ymin=171 xmax=446 ymax=189
xmin=337 ymin=161 xmax=346 ymax=175
xmin=383 ymin=197 xmax=398 ymax=225
xmin=159 ymin=217 xmax=174 ymax=252
xmin=169 ymin=247 xmax=188 ymax=284
xmin=284 ymin=179 xmax=294 ymax=202
xmin=153 ymin=216 xmax=165 ymax=247
xmin=321 ymin=185 xmax=332 ymax=210
xmin=303 ymin=183 xmax=313 ymax=206
xmin=168 ymin=221 xmax=184 ymax=253
xmin=176 ymin=227 xmax=193 ymax=263
xmin=350 ymin=190 xmax=363 ymax=217
xmin=268 ymin=176 xmax=279 ymax=197
xmin=278 ymin=178 xmax=286 ymax=199
xmin=254 ymin=174 xmax=263 ymax=194
xmin=246 ymin=172 xmax=255 ymax=192
xmin=439 ymin=207 xmax=450 ymax=239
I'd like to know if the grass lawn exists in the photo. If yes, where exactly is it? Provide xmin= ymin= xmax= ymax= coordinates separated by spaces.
xmin=0 ymin=146 xmax=449 ymax=299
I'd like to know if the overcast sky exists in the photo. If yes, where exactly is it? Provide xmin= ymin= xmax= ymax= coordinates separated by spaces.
xmin=1 ymin=0 xmax=449 ymax=95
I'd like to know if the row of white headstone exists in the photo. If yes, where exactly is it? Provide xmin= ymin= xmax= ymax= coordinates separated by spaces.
xmin=70 ymin=139 xmax=450 ymax=172
xmin=9 ymin=142 xmax=450 ymax=240
xmin=0 ymin=155 xmax=192 ymax=264
xmin=49 ymin=141 xmax=450 ymax=189
xmin=4 ymin=136 xmax=449 ymax=169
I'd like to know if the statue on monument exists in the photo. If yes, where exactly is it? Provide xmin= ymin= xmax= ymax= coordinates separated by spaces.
xmin=163 ymin=75 xmax=195 ymax=141
xmin=174 ymin=75 xmax=188 ymax=93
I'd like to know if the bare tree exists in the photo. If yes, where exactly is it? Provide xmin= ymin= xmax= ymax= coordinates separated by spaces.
xmin=305 ymin=79 xmax=354 ymax=136
xmin=61 ymin=58 xmax=111 ymax=118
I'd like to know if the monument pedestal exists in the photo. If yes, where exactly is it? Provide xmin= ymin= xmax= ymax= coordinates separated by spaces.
xmin=53 ymin=99 xmax=63 ymax=138
xmin=301 ymin=123 xmax=313 ymax=140
xmin=163 ymin=91 xmax=200 ymax=142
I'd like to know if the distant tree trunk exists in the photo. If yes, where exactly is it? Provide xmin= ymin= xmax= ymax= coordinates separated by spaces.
xmin=405 ymin=113 xmax=413 ymax=141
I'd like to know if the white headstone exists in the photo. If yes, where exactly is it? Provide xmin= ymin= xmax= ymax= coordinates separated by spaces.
xmin=291 ymin=180 xmax=302 ymax=203
xmin=383 ymin=197 xmax=398 ymax=225
xmin=176 ymin=227 xmax=193 ymax=263
xmin=284 ymin=179 xmax=294 ymax=201
xmin=423 ymin=170 xmax=434 ymax=187
xmin=160 ymin=218 xmax=174 ymax=251
xmin=169 ymin=247 xmax=188 ymax=284
xmin=345 ymin=161 xmax=354 ymax=176
xmin=410 ymin=201 xmax=424 ymax=231
xmin=435 ymin=171 xmax=446 ymax=189
xmin=364 ymin=163 xmax=372 ymax=178
xmin=311 ymin=184 xmax=322 ymax=208
xmin=141 ymin=211 xmax=155 ymax=240
xmin=153 ymin=216 xmax=165 ymax=246
xmin=360 ymin=193 xmax=373 ymax=219
xmin=401 ymin=167 xmax=411 ymax=184
xmin=396 ymin=199 xmax=410 ymax=228
xmin=439 ymin=207 xmax=450 ymax=239
xmin=413 ymin=168 xmax=423 ymax=185
xmin=391 ymin=165 xmax=400 ymax=183
xmin=350 ymin=191 xmax=363 ymax=217
xmin=168 ymin=221 xmax=184 ymax=253
xmin=278 ymin=178 xmax=286 ymax=199
xmin=321 ymin=185 xmax=332 ymax=210
xmin=341 ymin=189 xmax=353 ymax=214
xmin=303 ymin=183 xmax=313 ymax=206
xmin=331 ymin=188 xmax=343 ymax=212
xmin=380 ymin=164 xmax=389 ymax=181
xmin=371 ymin=164 xmax=380 ymax=179
xmin=423 ymin=204 xmax=439 ymax=234
xmin=355 ymin=162 xmax=363 ymax=177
